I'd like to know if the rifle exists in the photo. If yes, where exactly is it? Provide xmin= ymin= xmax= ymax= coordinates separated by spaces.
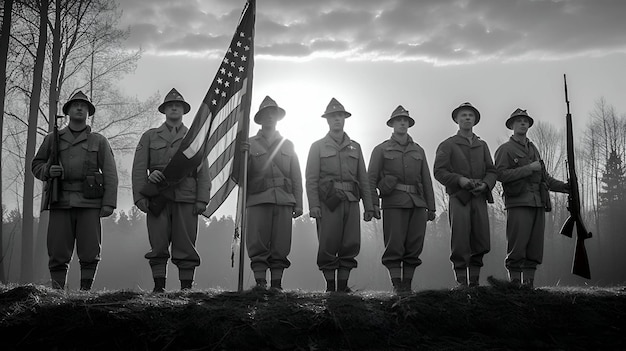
xmin=559 ymin=74 xmax=592 ymax=279
xmin=42 ymin=115 xmax=64 ymax=209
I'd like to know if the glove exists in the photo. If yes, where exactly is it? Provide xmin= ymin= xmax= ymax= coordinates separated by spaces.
xmin=292 ymin=207 xmax=303 ymax=218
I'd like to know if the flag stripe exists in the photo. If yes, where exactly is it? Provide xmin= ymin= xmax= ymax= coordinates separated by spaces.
xmin=210 ymin=158 xmax=234 ymax=197
xmin=207 ymin=132 xmax=237 ymax=177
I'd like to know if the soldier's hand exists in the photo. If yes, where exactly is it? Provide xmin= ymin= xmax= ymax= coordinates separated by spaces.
xmin=49 ymin=164 xmax=64 ymax=178
xmin=309 ymin=206 xmax=322 ymax=218
xmin=292 ymin=207 xmax=303 ymax=218
xmin=240 ymin=141 xmax=250 ymax=152
xmin=363 ymin=210 xmax=374 ymax=222
xmin=458 ymin=177 xmax=473 ymax=190
xmin=193 ymin=201 xmax=208 ymax=215
xmin=471 ymin=182 xmax=488 ymax=195
xmin=148 ymin=170 xmax=166 ymax=184
xmin=528 ymin=161 xmax=541 ymax=172
xmin=427 ymin=210 xmax=436 ymax=221
xmin=100 ymin=205 xmax=114 ymax=217
xmin=135 ymin=199 xmax=150 ymax=213
xmin=373 ymin=205 xmax=381 ymax=220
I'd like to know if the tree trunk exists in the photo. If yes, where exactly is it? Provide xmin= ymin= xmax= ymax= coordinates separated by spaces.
xmin=21 ymin=0 xmax=49 ymax=283
xmin=0 ymin=0 xmax=15 ymax=283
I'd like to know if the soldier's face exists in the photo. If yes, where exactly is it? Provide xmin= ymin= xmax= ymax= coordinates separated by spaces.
xmin=454 ymin=109 xmax=476 ymax=130
xmin=511 ymin=117 xmax=530 ymax=135
xmin=391 ymin=117 xmax=410 ymax=134
xmin=67 ymin=101 xmax=89 ymax=122
xmin=164 ymin=102 xmax=184 ymax=121
xmin=259 ymin=112 xmax=278 ymax=128
xmin=326 ymin=113 xmax=346 ymax=132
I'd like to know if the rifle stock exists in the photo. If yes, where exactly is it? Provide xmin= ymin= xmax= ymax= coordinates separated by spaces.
xmin=559 ymin=215 xmax=575 ymax=238
xmin=43 ymin=115 xmax=64 ymax=209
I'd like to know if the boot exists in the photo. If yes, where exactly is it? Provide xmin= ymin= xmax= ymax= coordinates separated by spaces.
xmin=51 ymin=280 xmax=65 ymax=290
xmin=254 ymin=278 xmax=267 ymax=290
xmin=153 ymin=277 xmax=166 ymax=293
xmin=270 ymin=279 xmax=282 ymax=291
xmin=180 ymin=280 xmax=193 ymax=291
xmin=402 ymin=278 xmax=412 ymax=293
xmin=337 ymin=279 xmax=351 ymax=293
xmin=508 ymin=270 xmax=522 ymax=287
xmin=522 ymin=279 xmax=534 ymax=289
xmin=325 ymin=279 xmax=336 ymax=292
xmin=468 ymin=267 xmax=480 ymax=287
xmin=80 ymin=279 xmax=93 ymax=291
xmin=391 ymin=278 xmax=402 ymax=293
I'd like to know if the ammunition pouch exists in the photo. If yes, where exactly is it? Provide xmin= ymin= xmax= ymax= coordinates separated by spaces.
xmin=321 ymin=180 xmax=355 ymax=211
xmin=83 ymin=172 xmax=105 ymax=199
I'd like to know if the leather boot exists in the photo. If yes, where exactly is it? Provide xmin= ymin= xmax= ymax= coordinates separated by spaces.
xmin=402 ymin=278 xmax=412 ymax=293
xmin=180 ymin=280 xmax=193 ymax=290
xmin=325 ymin=279 xmax=336 ymax=292
xmin=270 ymin=279 xmax=282 ymax=291
xmin=337 ymin=279 xmax=351 ymax=293
xmin=391 ymin=278 xmax=402 ymax=293
xmin=153 ymin=277 xmax=166 ymax=293
xmin=254 ymin=278 xmax=267 ymax=290
xmin=80 ymin=279 xmax=93 ymax=291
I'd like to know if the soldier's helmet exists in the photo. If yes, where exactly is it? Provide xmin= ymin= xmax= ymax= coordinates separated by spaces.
xmin=322 ymin=98 xmax=351 ymax=118
xmin=254 ymin=96 xmax=285 ymax=124
xmin=505 ymin=108 xmax=534 ymax=129
xmin=451 ymin=102 xmax=481 ymax=125
xmin=62 ymin=91 xmax=96 ymax=116
xmin=387 ymin=105 xmax=414 ymax=127
xmin=158 ymin=88 xmax=191 ymax=114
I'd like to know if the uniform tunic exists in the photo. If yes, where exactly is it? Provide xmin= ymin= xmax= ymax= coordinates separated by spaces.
xmin=368 ymin=134 xmax=435 ymax=269
xmin=246 ymin=131 xmax=302 ymax=273
xmin=132 ymin=123 xmax=210 ymax=280
xmin=306 ymin=133 xmax=374 ymax=271
xmin=494 ymin=136 xmax=567 ymax=272
xmin=32 ymin=126 xmax=118 ymax=281
xmin=433 ymin=132 xmax=496 ymax=271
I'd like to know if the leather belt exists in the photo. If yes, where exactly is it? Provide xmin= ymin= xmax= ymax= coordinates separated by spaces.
xmin=394 ymin=183 xmax=417 ymax=194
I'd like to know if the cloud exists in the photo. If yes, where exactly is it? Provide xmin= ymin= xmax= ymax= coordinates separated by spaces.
xmin=118 ymin=0 xmax=626 ymax=63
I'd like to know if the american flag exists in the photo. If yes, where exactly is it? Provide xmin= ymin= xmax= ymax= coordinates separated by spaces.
xmin=160 ymin=0 xmax=255 ymax=217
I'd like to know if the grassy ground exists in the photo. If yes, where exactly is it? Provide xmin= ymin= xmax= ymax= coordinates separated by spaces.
xmin=1 ymin=278 xmax=625 ymax=350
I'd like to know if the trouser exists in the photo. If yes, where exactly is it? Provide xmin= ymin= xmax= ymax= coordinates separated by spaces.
xmin=505 ymin=207 xmax=545 ymax=273
xmin=448 ymin=194 xmax=490 ymax=271
xmin=48 ymin=208 xmax=102 ymax=284
xmin=316 ymin=200 xmax=361 ymax=271
xmin=145 ymin=202 xmax=200 ymax=281
xmin=382 ymin=207 xmax=427 ymax=269
xmin=246 ymin=204 xmax=293 ymax=273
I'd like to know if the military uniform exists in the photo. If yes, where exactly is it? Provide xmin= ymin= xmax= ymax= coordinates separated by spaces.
xmin=32 ymin=91 xmax=118 ymax=290
xmin=246 ymin=96 xmax=303 ymax=289
xmin=368 ymin=105 xmax=435 ymax=292
xmin=433 ymin=102 xmax=497 ymax=286
xmin=132 ymin=89 xmax=210 ymax=291
xmin=306 ymin=98 xmax=374 ymax=292
xmin=494 ymin=109 xmax=568 ymax=286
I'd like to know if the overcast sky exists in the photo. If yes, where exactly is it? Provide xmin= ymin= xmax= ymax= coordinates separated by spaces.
xmin=116 ymin=0 xmax=626 ymax=215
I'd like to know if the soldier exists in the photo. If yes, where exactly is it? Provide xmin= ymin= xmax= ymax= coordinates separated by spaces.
xmin=434 ymin=102 xmax=497 ymax=288
xmin=368 ymin=106 xmax=436 ymax=293
xmin=132 ymin=88 xmax=210 ymax=293
xmin=32 ymin=91 xmax=118 ymax=290
xmin=305 ymin=98 xmax=375 ymax=292
xmin=494 ymin=109 xmax=569 ymax=288
xmin=246 ymin=96 xmax=303 ymax=290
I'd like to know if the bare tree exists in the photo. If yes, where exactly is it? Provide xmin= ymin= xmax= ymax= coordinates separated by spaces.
xmin=0 ymin=0 xmax=15 ymax=283
xmin=20 ymin=0 xmax=49 ymax=283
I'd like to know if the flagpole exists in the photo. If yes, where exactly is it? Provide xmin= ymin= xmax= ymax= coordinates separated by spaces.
xmin=237 ymin=0 xmax=255 ymax=293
